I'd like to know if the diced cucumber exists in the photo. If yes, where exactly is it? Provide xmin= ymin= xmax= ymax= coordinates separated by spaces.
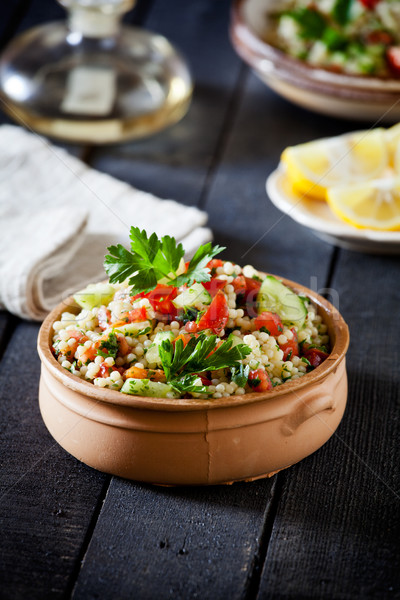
xmin=74 ymin=282 xmax=115 ymax=310
xmin=154 ymin=330 xmax=175 ymax=345
xmin=228 ymin=334 xmax=249 ymax=348
xmin=172 ymin=283 xmax=211 ymax=309
xmin=111 ymin=321 xmax=151 ymax=336
xmin=257 ymin=276 xmax=307 ymax=328
xmin=121 ymin=378 xmax=179 ymax=398
xmin=145 ymin=330 xmax=175 ymax=366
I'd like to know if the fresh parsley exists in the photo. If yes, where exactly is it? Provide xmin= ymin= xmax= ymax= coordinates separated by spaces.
xmin=104 ymin=227 xmax=224 ymax=294
xmin=286 ymin=8 xmax=326 ymax=40
xmin=159 ymin=334 xmax=251 ymax=383
xmin=168 ymin=374 xmax=208 ymax=395
xmin=230 ymin=363 xmax=250 ymax=388
xmin=97 ymin=332 xmax=119 ymax=359
xmin=332 ymin=0 xmax=352 ymax=26
xmin=176 ymin=306 xmax=200 ymax=325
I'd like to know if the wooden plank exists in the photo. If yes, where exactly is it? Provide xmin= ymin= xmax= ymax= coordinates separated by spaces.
xmin=88 ymin=0 xmax=243 ymax=206
xmin=0 ymin=322 xmax=108 ymax=600
xmin=72 ymin=478 xmax=277 ymax=600
xmin=258 ymin=251 xmax=400 ymax=599
xmin=202 ymin=71 xmax=334 ymax=286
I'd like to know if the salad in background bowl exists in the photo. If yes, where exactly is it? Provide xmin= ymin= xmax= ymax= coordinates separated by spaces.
xmin=230 ymin=0 xmax=400 ymax=121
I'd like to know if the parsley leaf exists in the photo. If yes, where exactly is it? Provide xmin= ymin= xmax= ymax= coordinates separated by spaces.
xmin=286 ymin=8 xmax=326 ymax=40
xmin=97 ymin=332 xmax=119 ymax=359
xmin=104 ymin=227 xmax=224 ymax=294
xmin=230 ymin=364 xmax=250 ymax=388
xmin=159 ymin=334 xmax=251 ymax=381
xmin=169 ymin=374 xmax=208 ymax=395
xmin=332 ymin=0 xmax=352 ymax=26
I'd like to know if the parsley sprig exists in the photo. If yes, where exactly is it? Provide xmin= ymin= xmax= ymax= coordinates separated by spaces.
xmin=104 ymin=227 xmax=224 ymax=294
xmin=158 ymin=334 xmax=251 ymax=394
xmin=96 ymin=332 xmax=119 ymax=359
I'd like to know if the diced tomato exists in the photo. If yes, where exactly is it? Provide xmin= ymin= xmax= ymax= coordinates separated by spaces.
xmin=148 ymin=369 xmax=167 ymax=382
xmin=387 ymin=46 xmax=400 ymax=76
xmin=202 ymin=279 xmax=226 ymax=297
xmin=118 ymin=307 xmax=147 ymax=323
xmin=244 ymin=276 xmax=261 ymax=297
xmin=124 ymin=365 xmax=148 ymax=379
xmin=98 ymin=363 xmax=111 ymax=378
xmin=108 ymin=319 xmax=129 ymax=328
xmin=130 ymin=291 xmax=147 ymax=303
xmin=196 ymin=291 xmax=229 ymax=335
xmin=67 ymin=330 xmax=87 ymax=342
xmin=195 ymin=373 xmax=212 ymax=386
xmin=207 ymin=259 xmax=224 ymax=272
xmin=248 ymin=369 xmax=273 ymax=392
xmin=279 ymin=328 xmax=299 ymax=361
xmin=147 ymin=284 xmax=178 ymax=319
xmin=358 ymin=0 xmax=380 ymax=8
xmin=243 ymin=276 xmax=262 ymax=317
xmin=131 ymin=285 xmax=178 ymax=321
xmin=128 ymin=306 xmax=148 ymax=322
xmin=79 ymin=344 xmax=97 ymax=364
xmin=124 ymin=366 xmax=166 ymax=381
xmin=174 ymin=333 xmax=192 ymax=347
xmin=184 ymin=321 xmax=199 ymax=334
xmin=254 ymin=311 xmax=283 ymax=336
xmin=367 ymin=31 xmax=393 ymax=45
xmin=116 ymin=333 xmax=130 ymax=357
xmin=232 ymin=275 xmax=246 ymax=296
xmin=97 ymin=306 xmax=112 ymax=330
xmin=302 ymin=347 xmax=329 ymax=369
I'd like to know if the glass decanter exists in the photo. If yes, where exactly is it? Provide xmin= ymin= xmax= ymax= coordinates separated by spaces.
xmin=0 ymin=0 xmax=192 ymax=143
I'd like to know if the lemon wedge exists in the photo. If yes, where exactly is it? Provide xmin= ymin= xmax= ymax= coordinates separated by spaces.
xmin=385 ymin=123 xmax=400 ymax=167
xmin=327 ymin=178 xmax=400 ymax=230
xmin=282 ymin=129 xmax=388 ymax=201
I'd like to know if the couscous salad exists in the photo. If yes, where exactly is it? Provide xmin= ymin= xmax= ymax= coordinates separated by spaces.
xmin=51 ymin=228 xmax=330 ymax=399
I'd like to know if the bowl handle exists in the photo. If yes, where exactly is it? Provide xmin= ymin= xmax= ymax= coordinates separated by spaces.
xmin=281 ymin=390 xmax=337 ymax=436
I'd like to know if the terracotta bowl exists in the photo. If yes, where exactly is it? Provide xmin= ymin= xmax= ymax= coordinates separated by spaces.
xmin=230 ymin=0 xmax=400 ymax=122
xmin=37 ymin=275 xmax=349 ymax=486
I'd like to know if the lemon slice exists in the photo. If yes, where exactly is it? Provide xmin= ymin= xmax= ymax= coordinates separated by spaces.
xmin=281 ymin=129 xmax=388 ymax=201
xmin=385 ymin=123 xmax=400 ymax=167
xmin=327 ymin=178 xmax=400 ymax=230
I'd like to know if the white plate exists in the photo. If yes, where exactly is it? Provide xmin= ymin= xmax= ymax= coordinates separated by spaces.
xmin=266 ymin=167 xmax=400 ymax=254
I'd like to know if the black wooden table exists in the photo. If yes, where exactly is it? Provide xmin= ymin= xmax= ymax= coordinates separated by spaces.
xmin=1 ymin=1 xmax=399 ymax=598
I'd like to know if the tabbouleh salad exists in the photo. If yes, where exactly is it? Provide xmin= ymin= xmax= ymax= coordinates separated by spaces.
xmin=51 ymin=229 xmax=330 ymax=400
xmin=267 ymin=0 xmax=400 ymax=77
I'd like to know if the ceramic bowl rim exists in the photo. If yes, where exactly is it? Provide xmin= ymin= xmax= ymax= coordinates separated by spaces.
xmin=230 ymin=0 xmax=400 ymax=99
xmin=37 ymin=273 xmax=349 ymax=413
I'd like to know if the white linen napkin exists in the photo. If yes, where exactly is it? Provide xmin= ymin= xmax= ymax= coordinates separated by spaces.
xmin=0 ymin=126 xmax=212 ymax=321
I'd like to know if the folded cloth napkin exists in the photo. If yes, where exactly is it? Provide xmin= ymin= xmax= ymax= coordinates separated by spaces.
xmin=0 ymin=126 xmax=212 ymax=321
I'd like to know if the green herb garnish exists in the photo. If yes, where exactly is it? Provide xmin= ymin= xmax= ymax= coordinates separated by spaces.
xmin=332 ymin=0 xmax=352 ymax=26
xmin=230 ymin=364 xmax=250 ymax=388
xmin=159 ymin=334 xmax=251 ymax=387
xmin=97 ymin=332 xmax=119 ymax=359
xmin=104 ymin=227 xmax=224 ymax=294
xmin=286 ymin=8 xmax=326 ymax=40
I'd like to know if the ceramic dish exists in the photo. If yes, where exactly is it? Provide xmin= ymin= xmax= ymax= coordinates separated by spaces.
xmin=230 ymin=0 xmax=400 ymax=122
xmin=37 ymin=276 xmax=349 ymax=486
xmin=267 ymin=167 xmax=400 ymax=254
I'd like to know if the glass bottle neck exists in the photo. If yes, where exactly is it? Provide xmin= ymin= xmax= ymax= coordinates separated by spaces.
xmin=61 ymin=1 xmax=136 ymax=38
xmin=68 ymin=8 xmax=119 ymax=37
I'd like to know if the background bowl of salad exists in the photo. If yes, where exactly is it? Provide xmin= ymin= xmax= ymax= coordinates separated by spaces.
xmin=37 ymin=273 xmax=349 ymax=486
xmin=230 ymin=0 xmax=400 ymax=121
